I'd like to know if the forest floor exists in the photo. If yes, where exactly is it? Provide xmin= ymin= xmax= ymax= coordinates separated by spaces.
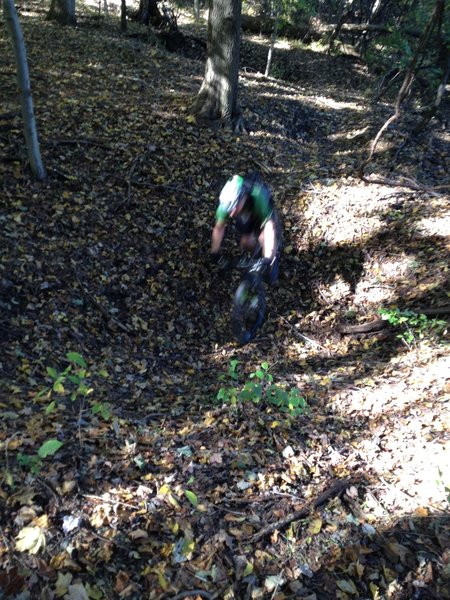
xmin=0 ymin=3 xmax=449 ymax=599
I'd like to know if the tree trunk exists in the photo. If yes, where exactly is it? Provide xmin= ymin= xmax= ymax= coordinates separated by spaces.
xmin=121 ymin=0 xmax=127 ymax=32
xmin=264 ymin=1 xmax=280 ymax=77
xmin=191 ymin=0 xmax=246 ymax=132
xmin=193 ymin=0 xmax=200 ymax=21
xmin=3 ymin=0 xmax=46 ymax=180
xmin=136 ymin=0 xmax=163 ymax=27
xmin=47 ymin=0 xmax=76 ymax=26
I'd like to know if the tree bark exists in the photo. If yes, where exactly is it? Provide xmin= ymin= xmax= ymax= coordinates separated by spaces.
xmin=135 ymin=0 xmax=163 ymax=27
xmin=193 ymin=0 xmax=200 ymax=21
xmin=47 ymin=0 xmax=76 ymax=26
xmin=3 ymin=0 xmax=46 ymax=180
xmin=191 ymin=0 xmax=245 ymax=131
xmin=121 ymin=0 xmax=127 ymax=32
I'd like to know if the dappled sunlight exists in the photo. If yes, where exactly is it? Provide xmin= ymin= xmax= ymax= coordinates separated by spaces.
xmin=416 ymin=213 xmax=450 ymax=236
xmin=304 ymin=181 xmax=389 ymax=245
xmin=2 ymin=3 xmax=449 ymax=598
xmin=313 ymin=95 xmax=365 ymax=111
xmin=328 ymin=350 xmax=450 ymax=508
xmin=328 ymin=125 xmax=370 ymax=141
xmin=354 ymin=254 xmax=419 ymax=305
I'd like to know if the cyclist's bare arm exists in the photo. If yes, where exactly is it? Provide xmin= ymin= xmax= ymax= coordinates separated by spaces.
xmin=211 ymin=220 xmax=226 ymax=254
xmin=260 ymin=218 xmax=276 ymax=260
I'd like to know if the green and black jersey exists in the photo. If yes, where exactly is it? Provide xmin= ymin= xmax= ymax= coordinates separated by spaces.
xmin=215 ymin=174 xmax=274 ymax=234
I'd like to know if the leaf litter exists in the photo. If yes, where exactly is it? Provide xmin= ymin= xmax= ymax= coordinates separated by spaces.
xmin=0 ymin=2 xmax=449 ymax=599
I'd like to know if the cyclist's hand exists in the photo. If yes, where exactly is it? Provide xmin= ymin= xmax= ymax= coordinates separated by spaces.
xmin=250 ymin=257 xmax=271 ymax=277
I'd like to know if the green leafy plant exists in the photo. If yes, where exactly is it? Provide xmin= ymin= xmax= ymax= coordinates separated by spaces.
xmin=17 ymin=439 xmax=63 ymax=474
xmin=379 ymin=307 xmax=447 ymax=347
xmin=36 ymin=352 xmax=111 ymax=420
xmin=217 ymin=361 xmax=307 ymax=417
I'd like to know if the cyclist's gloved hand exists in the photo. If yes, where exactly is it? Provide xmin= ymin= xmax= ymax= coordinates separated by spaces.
xmin=251 ymin=257 xmax=271 ymax=276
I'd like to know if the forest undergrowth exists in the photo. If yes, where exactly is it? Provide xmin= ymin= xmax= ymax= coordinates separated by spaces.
xmin=0 ymin=3 xmax=449 ymax=599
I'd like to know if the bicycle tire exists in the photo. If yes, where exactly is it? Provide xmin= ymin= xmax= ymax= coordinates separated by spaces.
xmin=231 ymin=276 xmax=266 ymax=344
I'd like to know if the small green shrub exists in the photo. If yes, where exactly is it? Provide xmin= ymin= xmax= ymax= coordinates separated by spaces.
xmin=17 ymin=439 xmax=63 ymax=475
xmin=379 ymin=307 xmax=447 ymax=347
xmin=36 ymin=352 xmax=111 ymax=420
xmin=217 ymin=361 xmax=307 ymax=417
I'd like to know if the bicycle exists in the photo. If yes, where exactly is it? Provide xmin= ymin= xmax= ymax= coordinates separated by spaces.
xmin=213 ymin=209 xmax=282 ymax=345
xmin=220 ymin=241 xmax=281 ymax=345
xmin=231 ymin=252 xmax=268 ymax=345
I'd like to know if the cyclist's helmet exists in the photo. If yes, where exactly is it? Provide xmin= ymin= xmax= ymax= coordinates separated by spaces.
xmin=219 ymin=175 xmax=247 ymax=214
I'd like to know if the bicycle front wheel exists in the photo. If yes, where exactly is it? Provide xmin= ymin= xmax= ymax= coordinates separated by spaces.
xmin=232 ymin=277 xmax=266 ymax=345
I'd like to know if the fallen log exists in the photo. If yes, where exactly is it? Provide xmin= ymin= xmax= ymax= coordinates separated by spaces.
xmin=241 ymin=14 xmax=393 ymax=40
xmin=340 ymin=305 xmax=450 ymax=335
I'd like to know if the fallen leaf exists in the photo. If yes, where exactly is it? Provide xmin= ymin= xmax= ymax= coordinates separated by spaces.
xmin=15 ymin=526 xmax=46 ymax=555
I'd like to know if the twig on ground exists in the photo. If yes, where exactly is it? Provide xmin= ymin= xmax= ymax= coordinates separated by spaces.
xmin=82 ymin=493 xmax=142 ymax=511
xmin=249 ymin=478 xmax=353 ymax=542
xmin=276 ymin=313 xmax=329 ymax=351
xmin=360 ymin=173 xmax=447 ymax=195
xmin=1 ymin=433 xmax=20 ymax=487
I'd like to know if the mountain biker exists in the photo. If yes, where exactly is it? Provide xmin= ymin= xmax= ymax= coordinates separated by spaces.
xmin=210 ymin=173 xmax=280 ymax=284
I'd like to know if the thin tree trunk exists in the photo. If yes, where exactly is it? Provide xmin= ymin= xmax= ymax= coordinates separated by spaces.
xmin=3 ymin=0 xmax=46 ymax=180
xmin=121 ymin=0 xmax=127 ymax=32
xmin=413 ymin=52 xmax=449 ymax=134
xmin=264 ymin=1 xmax=280 ymax=77
xmin=193 ymin=0 xmax=200 ymax=21
xmin=359 ymin=0 xmax=444 ymax=177
xmin=327 ymin=2 xmax=351 ymax=53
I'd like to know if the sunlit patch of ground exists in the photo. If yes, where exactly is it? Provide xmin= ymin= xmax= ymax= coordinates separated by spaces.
xmin=330 ymin=350 xmax=449 ymax=509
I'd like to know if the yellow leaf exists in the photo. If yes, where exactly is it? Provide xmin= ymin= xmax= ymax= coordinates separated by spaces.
xmin=308 ymin=518 xmax=323 ymax=534
xmin=370 ymin=582 xmax=380 ymax=600
xmin=55 ymin=572 xmax=73 ymax=598
xmin=15 ymin=526 xmax=46 ymax=554
xmin=186 ymin=115 xmax=196 ymax=123
xmin=33 ymin=514 xmax=49 ymax=528
xmin=157 ymin=569 xmax=169 ymax=591
xmin=355 ymin=560 xmax=364 ymax=578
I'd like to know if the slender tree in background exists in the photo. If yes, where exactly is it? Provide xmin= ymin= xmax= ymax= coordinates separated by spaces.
xmin=121 ymin=0 xmax=127 ymax=32
xmin=360 ymin=0 xmax=446 ymax=177
xmin=3 ymin=0 xmax=46 ymax=180
xmin=194 ymin=0 xmax=200 ymax=21
xmin=47 ymin=0 xmax=76 ymax=26
xmin=264 ymin=0 xmax=281 ymax=77
xmin=191 ymin=0 xmax=246 ymax=132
